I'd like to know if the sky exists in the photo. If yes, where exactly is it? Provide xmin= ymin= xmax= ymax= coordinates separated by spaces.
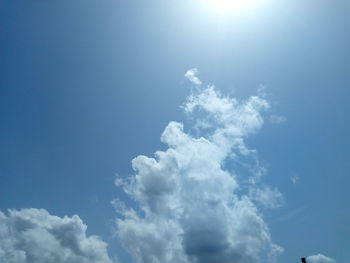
xmin=0 ymin=0 xmax=349 ymax=263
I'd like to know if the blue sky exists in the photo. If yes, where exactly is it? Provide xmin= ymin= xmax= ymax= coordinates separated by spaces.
xmin=0 ymin=1 xmax=349 ymax=263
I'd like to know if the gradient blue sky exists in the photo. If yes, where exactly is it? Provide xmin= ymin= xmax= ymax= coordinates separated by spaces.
xmin=0 ymin=0 xmax=349 ymax=263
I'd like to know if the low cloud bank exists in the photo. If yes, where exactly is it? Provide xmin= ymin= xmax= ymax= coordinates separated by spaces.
xmin=114 ymin=70 xmax=283 ymax=263
xmin=0 ymin=208 xmax=113 ymax=263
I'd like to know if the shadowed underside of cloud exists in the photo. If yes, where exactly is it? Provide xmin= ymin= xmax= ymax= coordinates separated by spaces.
xmin=114 ymin=69 xmax=283 ymax=263
xmin=0 ymin=208 xmax=113 ymax=263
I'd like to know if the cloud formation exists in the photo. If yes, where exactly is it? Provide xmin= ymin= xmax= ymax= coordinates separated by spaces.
xmin=0 ymin=208 xmax=113 ymax=263
xmin=115 ymin=71 xmax=283 ymax=263
xmin=184 ymin=68 xmax=202 ymax=85
xmin=268 ymin=115 xmax=287 ymax=124
xmin=291 ymin=176 xmax=299 ymax=185
xmin=307 ymin=254 xmax=336 ymax=263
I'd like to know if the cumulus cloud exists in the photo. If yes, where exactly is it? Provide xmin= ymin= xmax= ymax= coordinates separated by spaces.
xmin=0 ymin=208 xmax=113 ymax=263
xmin=184 ymin=68 xmax=202 ymax=85
xmin=115 ymin=71 xmax=282 ymax=263
xmin=307 ymin=254 xmax=336 ymax=263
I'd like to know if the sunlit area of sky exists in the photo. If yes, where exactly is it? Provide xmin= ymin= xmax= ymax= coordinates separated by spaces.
xmin=0 ymin=0 xmax=349 ymax=263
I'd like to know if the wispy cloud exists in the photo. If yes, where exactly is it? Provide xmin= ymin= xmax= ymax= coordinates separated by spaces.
xmin=307 ymin=254 xmax=337 ymax=263
xmin=115 ymin=70 xmax=283 ymax=263
xmin=291 ymin=175 xmax=299 ymax=185
xmin=0 ymin=208 xmax=113 ymax=263
xmin=271 ymin=206 xmax=307 ymax=224
xmin=249 ymin=186 xmax=284 ymax=209
xmin=268 ymin=115 xmax=287 ymax=124
xmin=184 ymin=68 xmax=202 ymax=85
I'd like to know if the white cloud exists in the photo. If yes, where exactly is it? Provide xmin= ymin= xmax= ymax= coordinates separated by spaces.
xmin=184 ymin=68 xmax=202 ymax=85
xmin=307 ymin=254 xmax=336 ymax=263
xmin=115 ymin=77 xmax=283 ymax=263
xmin=249 ymin=187 xmax=284 ymax=209
xmin=183 ymin=86 xmax=269 ymax=140
xmin=0 ymin=208 xmax=113 ymax=263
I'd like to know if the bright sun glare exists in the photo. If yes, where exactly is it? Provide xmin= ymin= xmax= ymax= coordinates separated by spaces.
xmin=207 ymin=0 xmax=259 ymax=14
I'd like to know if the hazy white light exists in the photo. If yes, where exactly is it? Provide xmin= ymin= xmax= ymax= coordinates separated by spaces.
xmin=207 ymin=0 xmax=259 ymax=14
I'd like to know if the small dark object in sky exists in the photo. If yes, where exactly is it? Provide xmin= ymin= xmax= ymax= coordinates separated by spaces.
xmin=301 ymin=257 xmax=307 ymax=263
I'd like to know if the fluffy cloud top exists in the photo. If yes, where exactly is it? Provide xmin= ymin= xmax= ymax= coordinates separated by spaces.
xmin=307 ymin=254 xmax=336 ymax=263
xmin=115 ymin=72 xmax=283 ymax=263
xmin=0 ymin=208 xmax=113 ymax=263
